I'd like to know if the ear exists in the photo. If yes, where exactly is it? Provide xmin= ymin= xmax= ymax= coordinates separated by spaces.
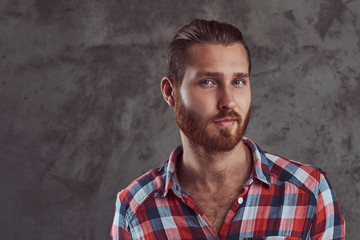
xmin=160 ymin=76 xmax=176 ymax=106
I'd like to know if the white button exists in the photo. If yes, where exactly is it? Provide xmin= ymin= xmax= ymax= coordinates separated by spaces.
xmin=238 ymin=197 xmax=244 ymax=204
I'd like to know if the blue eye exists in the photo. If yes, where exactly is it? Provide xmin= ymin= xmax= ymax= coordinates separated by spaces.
xmin=233 ymin=79 xmax=245 ymax=85
xmin=201 ymin=80 xmax=213 ymax=85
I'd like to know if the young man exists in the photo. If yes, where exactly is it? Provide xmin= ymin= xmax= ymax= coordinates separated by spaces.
xmin=111 ymin=19 xmax=345 ymax=239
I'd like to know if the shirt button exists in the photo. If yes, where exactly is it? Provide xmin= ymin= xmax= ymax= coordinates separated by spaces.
xmin=238 ymin=197 xmax=244 ymax=204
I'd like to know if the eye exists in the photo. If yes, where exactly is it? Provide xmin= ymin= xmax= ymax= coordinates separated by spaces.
xmin=233 ymin=79 xmax=245 ymax=86
xmin=200 ymin=79 xmax=214 ymax=85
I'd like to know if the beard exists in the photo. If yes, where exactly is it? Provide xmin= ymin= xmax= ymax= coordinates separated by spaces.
xmin=174 ymin=90 xmax=250 ymax=153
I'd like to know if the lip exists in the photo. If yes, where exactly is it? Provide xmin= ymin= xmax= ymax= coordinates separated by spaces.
xmin=214 ymin=118 xmax=237 ymax=127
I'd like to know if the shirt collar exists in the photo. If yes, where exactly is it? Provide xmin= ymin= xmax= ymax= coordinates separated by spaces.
xmin=160 ymin=145 xmax=183 ymax=198
xmin=243 ymin=137 xmax=271 ymax=187
xmin=160 ymin=137 xmax=272 ymax=197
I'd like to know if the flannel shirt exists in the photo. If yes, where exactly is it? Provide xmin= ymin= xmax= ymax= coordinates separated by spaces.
xmin=111 ymin=137 xmax=345 ymax=239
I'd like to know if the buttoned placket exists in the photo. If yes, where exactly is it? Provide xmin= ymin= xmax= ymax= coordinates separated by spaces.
xmin=218 ymin=179 xmax=254 ymax=239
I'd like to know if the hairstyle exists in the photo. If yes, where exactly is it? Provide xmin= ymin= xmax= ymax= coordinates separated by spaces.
xmin=166 ymin=19 xmax=251 ymax=86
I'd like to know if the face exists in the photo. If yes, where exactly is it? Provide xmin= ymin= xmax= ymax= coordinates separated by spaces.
xmin=174 ymin=43 xmax=251 ymax=153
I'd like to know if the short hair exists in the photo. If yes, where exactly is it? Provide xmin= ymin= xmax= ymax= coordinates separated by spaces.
xmin=166 ymin=19 xmax=251 ymax=86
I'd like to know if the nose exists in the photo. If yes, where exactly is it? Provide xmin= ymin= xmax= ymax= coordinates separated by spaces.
xmin=218 ymin=87 xmax=236 ymax=110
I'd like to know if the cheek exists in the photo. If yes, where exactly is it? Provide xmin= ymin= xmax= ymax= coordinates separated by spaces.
xmin=182 ymin=90 xmax=216 ymax=118
xmin=181 ymin=88 xmax=207 ymax=109
xmin=236 ymin=92 xmax=251 ymax=110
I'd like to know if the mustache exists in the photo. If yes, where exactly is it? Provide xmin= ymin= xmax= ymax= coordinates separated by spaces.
xmin=208 ymin=110 xmax=242 ymax=123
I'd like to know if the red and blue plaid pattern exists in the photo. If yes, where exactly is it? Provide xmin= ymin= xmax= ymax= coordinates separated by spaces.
xmin=111 ymin=138 xmax=345 ymax=239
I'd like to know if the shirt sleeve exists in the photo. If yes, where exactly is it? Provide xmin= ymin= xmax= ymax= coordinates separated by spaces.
xmin=312 ymin=174 xmax=345 ymax=239
xmin=111 ymin=191 xmax=131 ymax=240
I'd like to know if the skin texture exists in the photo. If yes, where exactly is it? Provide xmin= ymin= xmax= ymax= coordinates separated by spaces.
xmin=161 ymin=43 xmax=253 ymax=233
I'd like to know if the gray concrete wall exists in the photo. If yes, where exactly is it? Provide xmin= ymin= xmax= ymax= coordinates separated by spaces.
xmin=1 ymin=0 xmax=359 ymax=239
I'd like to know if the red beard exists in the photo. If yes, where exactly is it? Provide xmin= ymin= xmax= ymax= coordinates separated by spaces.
xmin=174 ymin=90 xmax=250 ymax=153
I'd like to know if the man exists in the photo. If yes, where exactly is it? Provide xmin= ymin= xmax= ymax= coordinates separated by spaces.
xmin=111 ymin=19 xmax=345 ymax=239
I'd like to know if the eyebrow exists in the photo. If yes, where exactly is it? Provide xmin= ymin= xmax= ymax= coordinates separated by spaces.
xmin=195 ymin=72 xmax=249 ymax=78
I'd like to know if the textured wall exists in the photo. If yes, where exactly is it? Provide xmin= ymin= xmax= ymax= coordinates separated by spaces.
xmin=1 ymin=0 xmax=359 ymax=239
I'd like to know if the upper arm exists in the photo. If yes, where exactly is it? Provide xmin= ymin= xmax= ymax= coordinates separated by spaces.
xmin=111 ymin=191 xmax=131 ymax=240
xmin=312 ymin=174 xmax=345 ymax=239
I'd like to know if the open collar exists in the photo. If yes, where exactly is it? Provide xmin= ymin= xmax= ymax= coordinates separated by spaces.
xmin=160 ymin=137 xmax=272 ymax=198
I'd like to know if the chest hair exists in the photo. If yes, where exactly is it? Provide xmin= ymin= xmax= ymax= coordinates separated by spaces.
xmin=190 ymin=187 xmax=242 ymax=233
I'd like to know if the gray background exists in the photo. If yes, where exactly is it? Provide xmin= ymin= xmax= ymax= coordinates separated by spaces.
xmin=1 ymin=0 xmax=359 ymax=239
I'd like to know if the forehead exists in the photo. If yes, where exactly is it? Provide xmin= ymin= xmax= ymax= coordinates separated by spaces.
xmin=185 ymin=43 xmax=249 ymax=73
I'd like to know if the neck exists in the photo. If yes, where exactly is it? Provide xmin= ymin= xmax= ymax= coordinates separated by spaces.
xmin=177 ymin=132 xmax=252 ymax=192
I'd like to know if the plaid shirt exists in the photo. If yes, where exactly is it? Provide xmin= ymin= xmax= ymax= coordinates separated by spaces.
xmin=111 ymin=137 xmax=345 ymax=239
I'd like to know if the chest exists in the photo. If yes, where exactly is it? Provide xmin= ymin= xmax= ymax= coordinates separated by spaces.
xmin=190 ymin=188 xmax=242 ymax=233
xmin=129 ymin=185 xmax=314 ymax=240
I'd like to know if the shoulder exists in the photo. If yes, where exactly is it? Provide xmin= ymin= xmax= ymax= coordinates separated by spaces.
xmin=264 ymin=152 xmax=345 ymax=238
xmin=115 ymin=161 xmax=168 ymax=221
xmin=258 ymin=151 xmax=344 ymax=238
xmin=264 ymin=152 xmax=327 ymax=194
